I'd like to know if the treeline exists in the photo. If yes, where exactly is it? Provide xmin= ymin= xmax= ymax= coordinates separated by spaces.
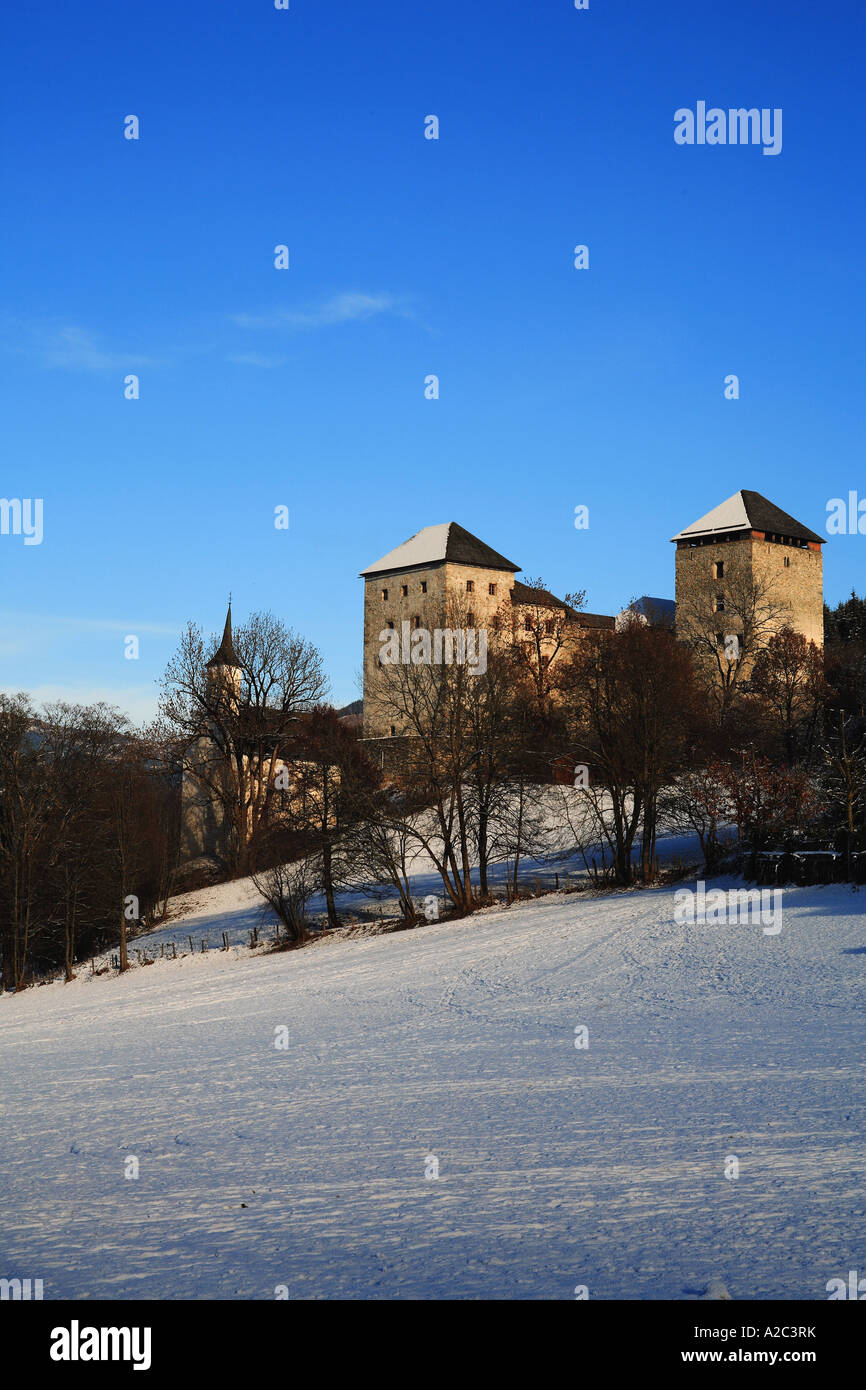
xmin=0 ymin=697 xmax=178 ymax=989
xmin=4 ymin=590 xmax=865 ymax=982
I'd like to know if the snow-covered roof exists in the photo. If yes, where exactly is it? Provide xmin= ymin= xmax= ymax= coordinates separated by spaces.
xmin=671 ymin=491 xmax=823 ymax=544
xmin=360 ymin=522 xmax=520 ymax=577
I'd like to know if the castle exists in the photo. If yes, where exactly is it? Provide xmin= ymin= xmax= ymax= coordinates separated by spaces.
xmin=360 ymin=491 xmax=825 ymax=740
xmin=181 ymin=490 xmax=825 ymax=861
xmin=359 ymin=522 xmax=614 ymax=741
xmin=671 ymin=489 xmax=824 ymax=651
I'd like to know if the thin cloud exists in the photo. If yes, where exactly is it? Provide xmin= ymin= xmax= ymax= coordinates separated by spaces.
xmin=227 ymin=351 xmax=290 ymax=368
xmin=0 ymin=612 xmax=181 ymax=657
xmin=231 ymin=292 xmax=410 ymax=331
xmin=1 ymin=318 xmax=157 ymax=371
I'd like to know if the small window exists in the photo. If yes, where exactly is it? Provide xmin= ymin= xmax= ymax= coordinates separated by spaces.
xmin=420 ymin=581 xmax=427 ymax=594
xmin=714 ymin=595 xmax=725 ymax=613
xmin=386 ymin=620 xmax=395 ymax=630
xmin=413 ymin=615 xmax=421 ymax=629
xmin=715 ymin=632 xmax=724 ymax=647
xmin=545 ymin=618 xmax=555 ymax=634
xmin=466 ymin=579 xmax=474 ymax=593
xmin=524 ymin=616 xmax=533 ymax=631
xmin=713 ymin=561 xmax=724 ymax=580
xmin=467 ymin=611 xmax=475 ymax=627
xmin=381 ymin=588 xmax=388 ymax=600
xmin=389 ymin=725 xmax=396 ymax=738
xmin=401 ymin=584 xmax=408 ymax=597
xmin=784 ymin=555 xmax=790 ymax=568
xmin=488 ymin=583 xmax=497 ymax=596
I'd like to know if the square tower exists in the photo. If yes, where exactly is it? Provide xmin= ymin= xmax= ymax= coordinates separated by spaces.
xmin=672 ymin=490 xmax=825 ymax=666
xmin=359 ymin=522 xmax=521 ymax=740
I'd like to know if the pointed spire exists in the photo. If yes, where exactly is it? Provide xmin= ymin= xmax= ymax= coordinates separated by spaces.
xmin=206 ymin=602 xmax=240 ymax=668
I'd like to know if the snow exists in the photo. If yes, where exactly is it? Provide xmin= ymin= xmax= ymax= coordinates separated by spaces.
xmin=1 ymin=867 xmax=864 ymax=1300
xmin=672 ymin=490 xmax=751 ymax=540
xmin=359 ymin=522 xmax=453 ymax=576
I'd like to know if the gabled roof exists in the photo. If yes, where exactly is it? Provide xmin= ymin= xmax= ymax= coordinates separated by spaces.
xmin=509 ymin=581 xmax=614 ymax=628
xmin=360 ymin=522 xmax=520 ymax=577
xmin=671 ymin=490 xmax=824 ymax=545
xmin=206 ymin=605 xmax=240 ymax=668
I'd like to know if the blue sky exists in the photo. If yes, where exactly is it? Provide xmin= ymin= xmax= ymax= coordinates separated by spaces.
xmin=2 ymin=0 xmax=864 ymax=720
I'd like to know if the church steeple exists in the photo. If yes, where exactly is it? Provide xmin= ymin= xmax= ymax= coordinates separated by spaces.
xmin=206 ymin=602 xmax=240 ymax=669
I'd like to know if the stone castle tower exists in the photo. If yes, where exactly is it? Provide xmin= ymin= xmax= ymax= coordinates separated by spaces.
xmin=672 ymin=490 xmax=824 ymax=660
xmin=360 ymin=522 xmax=613 ymax=741
xmin=360 ymin=523 xmax=520 ymax=741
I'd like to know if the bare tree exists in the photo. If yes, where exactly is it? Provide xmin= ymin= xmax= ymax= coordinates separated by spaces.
xmin=276 ymin=706 xmax=377 ymax=930
xmin=559 ymin=620 xmax=702 ymax=884
xmin=675 ymin=571 xmax=788 ymax=715
xmin=372 ymin=599 xmax=484 ymax=912
xmin=750 ymin=626 xmax=830 ymax=762
xmin=0 ymin=695 xmax=51 ymax=988
xmin=493 ymin=576 xmax=586 ymax=719
xmin=344 ymin=788 xmax=425 ymax=924
xmin=159 ymin=610 xmax=328 ymax=874
xmin=252 ymin=854 xmax=320 ymax=945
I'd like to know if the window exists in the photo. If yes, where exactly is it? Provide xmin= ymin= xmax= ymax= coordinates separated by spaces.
xmin=715 ymin=632 xmax=724 ymax=647
xmin=467 ymin=611 xmax=475 ymax=627
xmin=413 ymin=615 xmax=421 ymax=629
xmin=381 ymin=588 xmax=388 ymax=600
xmin=545 ymin=618 xmax=555 ymax=634
xmin=390 ymin=725 xmax=396 ymax=738
xmin=713 ymin=561 xmax=724 ymax=580
xmin=401 ymin=584 xmax=408 ymax=597
xmin=466 ymin=579 xmax=474 ymax=593
xmin=714 ymin=595 xmax=725 ymax=612
xmin=386 ymin=620 xmax=395 ymax=629
xmin=784 ymin=555 xmax=790 ymax=568
xmin=489 ymin=582 xmax=497 ymax=596
xmin=420 ymin=581 xmax=427 ymax=594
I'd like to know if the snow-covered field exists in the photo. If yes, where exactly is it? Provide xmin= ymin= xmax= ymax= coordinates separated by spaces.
xmin=1 ymin=870 xmax=864 ymax=1300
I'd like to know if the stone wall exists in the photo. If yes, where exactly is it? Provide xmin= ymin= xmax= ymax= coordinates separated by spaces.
xmin=675 ymin=532 xmax=824 ymax=678
xmin=362 ymin=561 xmax=517 ymax=739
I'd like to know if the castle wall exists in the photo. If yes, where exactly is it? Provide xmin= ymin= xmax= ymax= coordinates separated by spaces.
xmin=675 ymin=532 xmax=824 ymax=673
xmin=750 ymin=538 xmax=823 ymax=648
xmin=362 ymin=562 xmax=517 ymax=739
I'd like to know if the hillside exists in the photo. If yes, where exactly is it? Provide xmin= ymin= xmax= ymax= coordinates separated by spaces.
xmin=1 ymin=873 xmax=864 ymax=1299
